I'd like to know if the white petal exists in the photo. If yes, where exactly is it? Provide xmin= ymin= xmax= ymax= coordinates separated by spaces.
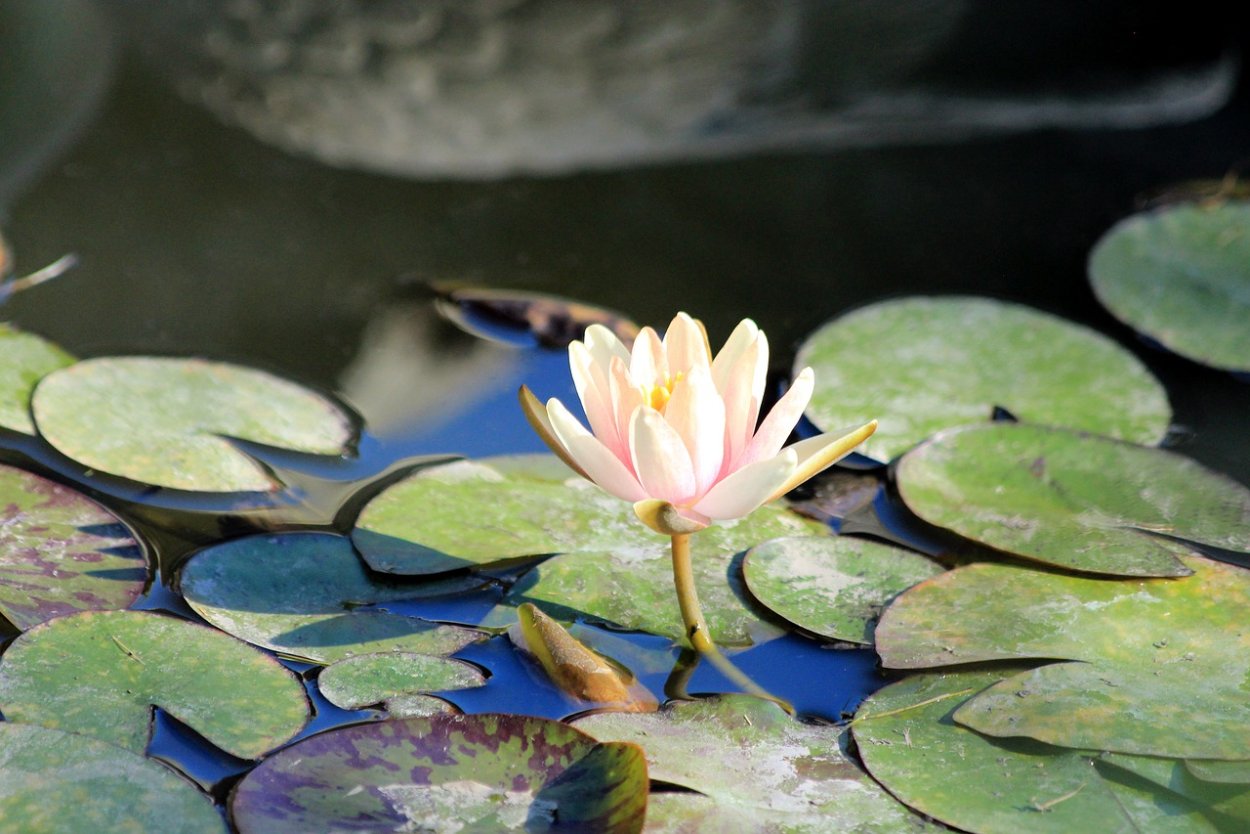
xmin=630 ymin=327 xmax=666 ymax=386
xmin=662 ymin=312 xmax=711 ymax=375
xmin=692 ymin=449 xmax=797 ymax=520
xmin=569 ymin=341 xmax=621 ymax=452
xmin=710 ymin=319 xmax=759 ymax=393
xmin=608 ymin=355 xmax=643 ymax=453
xmin=739 ymin=367 xmax=814 ymax=468
xmin=765 ymin=420 xmax=878 ymax=502
xmin=718 ymin=330 xmax=767 ymax=469
xmin=547 ymin=399 xmax=648 ymax=502
xmin=582 ymin=323 xmax=631 ymax=370
xmin=664 ymin=366 xmax=725 ymax=495
xmin=630 ymin=407 xmax=697 ymax=505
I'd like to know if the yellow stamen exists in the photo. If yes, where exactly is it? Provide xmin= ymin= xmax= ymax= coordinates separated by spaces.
xmin=642 ymin=371 xmax=684 ymax=413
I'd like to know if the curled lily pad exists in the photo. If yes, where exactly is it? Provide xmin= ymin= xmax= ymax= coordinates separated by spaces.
xmin=31 ymin=356 xmax=354 ymax=492
xmin=795 ymin=296 xmax=1171 ymax=461
xmin=1188 ymin=760 xmax=1250 ymax=784
xmin=0 ymin=722 xmax=226 ymax=834
xmin=317 ymin=651 xmax=485 ymax=712
xmin=0 ymin=323 xmax=74 ymax=435
xmin=743 ymin=536 xmax=943 ymax=644
xmin=574 ymin=694 xmax=936 ymax=831
xmin=231 ymin=714 xmax=647 ymax=834
xmin=895 ymin=422 xmax=1250 ymax=576
xmin=0 ymin=609 xmax=309 ymax=759
xmin=0 ymin=463 xmax=146 ymax=630
xmin=1089 ymin=201 xmax=1250 ymax=372
xmin=853 ymin=668 xmax=1228 ymax=833
xmin=1102 ymin=753 xmax=1250 ymax=825
xmin=875 ymin=555 xmax=1250 ymax=759
xmin=433 ymin=285 xmax=639 ymax=348
xmin=179 ymin=532 xmax=485 ymax=664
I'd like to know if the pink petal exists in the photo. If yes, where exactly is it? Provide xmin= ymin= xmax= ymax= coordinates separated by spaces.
xmin=630 ymin=327 xmax=666 ymax=387
xmin=607 ymin=356 xmax=643 ymax=462
xmin=717 ymin=329 xmax=768 ymax=470
xmin=629 ymin=407 xmax=697 ymax=505
xmin=662 ymin=312 xmax=711 ymax=375
xmin=664 ymin=366 xmax=725 ymax=496
xmin=547 ymin=399 xmax=648 ymax=502
xmin=691 ymin=449 xmax=797 ymax=520
xmin=582 ymin=324 xmax=631 ymax=370
xmin=569 ymin=341 xmax=621 ymax=453
xmin=739 ymin=367 xmax=814 ymax=468
xmin=710 ymin=319 xmax=761 ymax=393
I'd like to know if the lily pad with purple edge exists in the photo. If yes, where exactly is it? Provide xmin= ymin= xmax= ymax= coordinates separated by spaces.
xmin=573 ymin=694 xmax=938 ymax=832
xmin=853 ymin=667 xmax=1232 ymax=833
xmin=179 ymin=532 xmax=485 ymax=664
xmin=231 ymin=714 xmax=648 ymax=834
xmin=0 ymin=463 xmax=146 ymax=630
xmin=0 ymin=722 xmax=226 ymax=834
xmin=30 ymin=356 xmax=355 ymax=492
xmin=742 ymin=535 xmax=943 ymax=644
xmin=0 ymin=609 xmax=309 ymax=759
xmin=316 ymin=651 xmax=485 ymax=713
xmin=895 ymin=422 xmax=1250 ymax=577
xmin=0 ymin=323 xmax=74 ymax=435
xmin=875 ymin=555 xmax=1250 ymax=759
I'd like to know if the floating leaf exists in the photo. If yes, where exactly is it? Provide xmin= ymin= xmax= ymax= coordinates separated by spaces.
xmin=742 ymin=536 xmax=943 ymax=644
xmin=0 ymin=722 xmax=226 ymax=834
xmin=853 ymin=667 xmax=1228 ymax=833
xmin=895 ymin=422 xmax=1250 ymax=576
xmin=0 ymin=323 xmax=74 ymax=435
xmin=795 ymin=296 xmax=1171 ymax=461
xmin=433 ymin=285 xmax=639 ymax=348
xmin=875 ymin=555 xmax=1250 ymax=759
xmin=1102 ymin=752 xmax=1250 ymax=825
xmin=31 ymin=356 xmax=354 ymax=492
xmin=1188 ymin=760 xmax=1250 ymax=784
xmin=179 ymin=532 xmax=485 ymax=664
xmin=0 ymin=463 xmax=147 ymax=630
xmin=0 ymin=609 xmax=309 ymax=758
xmin=574 ymin=694 xmax=936 ymax=832
xmin=1089 ymin=201 xmax=1250 ymax=372
xmin=231 ymin=714 xmax=647 ymax=834
xmin=317 ymin=651 xmax=485 ymax=712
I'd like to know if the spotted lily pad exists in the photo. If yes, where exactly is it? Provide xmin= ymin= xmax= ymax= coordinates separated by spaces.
xmin=0 ymin=722 xmax=226 ymax=834
xmin=1089 ymin=201 xmax=1250 ymax=372
xmin=853 ymin=668 xmax=1230 ymax=833
xmin=795 ymin=296 xmax=1171 ymax=461
xmin=31 ymin=356 xmax=354 ymax=492
xmin=0 ymin=323 xmax=74 ymax=435
xmin=743 ymin=536 xmax=943 ymax=645
xmin=0 ymin=609 xmax=309 ymax=758
xmin=574 ymin=694 xmax=937 ymax=832
xmin=179 ymin=532 xmax=485 ymax=664
xmin=0 ymin=463 xmax=147 ymax=630
xmin=317 ymin=651 xmax=485 ymax=712
xmin=895 ymin=422 xmax=1250 ymax=576
xmin=231 ymin=714 xmax=647 ymax=834
xmin=875 ymin=555 xmax=1250 ymax=759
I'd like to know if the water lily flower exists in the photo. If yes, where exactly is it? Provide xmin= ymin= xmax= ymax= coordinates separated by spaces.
xmin=520 ymin=312 xmax=876 ymax=535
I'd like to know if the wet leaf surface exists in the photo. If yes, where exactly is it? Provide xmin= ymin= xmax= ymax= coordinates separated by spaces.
xmin=231 ymin=714 xmax=647 ymax=834
xmin=875 ymin=555 xmax=1250 ymax=759
xmin=179 ymin=532 xmax=485 ymax=664
xmin=1089 ymin=201 xmax=1250 ymax=372
xmin=795 ymin=296 xmax=1171 ymax=461
xmin=0 ymin=463 xmax=146 ymax=630
xmin=0 ymin=323 xmax=74 ymax=435
xmin=1101 ymin=752 xmax=1250 ymax=825
xmin=31 ymin=356 xmax=355 ymax=492
xmin=316 ymin=651 xmax=485 ymax=712
xmin=895 ymin=422 xmax=1250 ymax=576
xmin=0 ymin=609 xmax=309 ymax=759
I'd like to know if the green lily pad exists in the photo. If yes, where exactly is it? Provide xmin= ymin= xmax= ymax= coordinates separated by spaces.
xmin=31 ymin=356 xmax=354 ymax=492
xmin=0 ymin=323 xmax=74 ymax=435
xmin=231 ymin=714 xmax=648 ymax=834
xmin=0 ymin=463 xmax=147 ymax=630
xmin=794 ymin=296 xmax=1171 ymax=461
xmin=0 ymin=609 xmax=309 ymax=759
xmin=875 ymin=555 xmax=1250 ymax=759
xmin=1089 ymin=201 xmax=1250 ymax=372
xmin=853 ymin=667 xmax=1230 ymax=833
xmin=179 ymin=532 xmax=485 ymax=664
xmin=0 ymin=722 xmax=226 ymax=834
xmin=317 ymin=651 xmax=485 ymax=712
xmin=574 ymin=694 xmax=937 ymax=832
xmin=895 ymin=422 xmax=1250 ymax=576
xmin=1102 ymin=752 xmax=1250 ymax=825
xmin=383 ymin=694 xmax=461 ymax=718
xmin=1188 ymin=760 xmax=1250 ymax=784
xmin=353 ymin=455 xmax=826 ymax=576
xmin=743 ymin=536 xmax=943 ymax=644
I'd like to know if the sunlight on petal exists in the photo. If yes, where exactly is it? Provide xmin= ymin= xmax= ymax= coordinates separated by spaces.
xmin=739 ymin=367 xmax=814 ymax=468
xmin=693 ymin=449 xmax=797 ymax=520
xmin=766 ymin=420 xmax=878 ymax=502
xmin=630 ymin=407 xmax=697 ymax=505
xmin=548 ymin=398 xmax=648 ymax=502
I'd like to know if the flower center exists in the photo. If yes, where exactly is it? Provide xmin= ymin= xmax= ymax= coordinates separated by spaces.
xmin=642 ymin=371 xmax=684 ymax=412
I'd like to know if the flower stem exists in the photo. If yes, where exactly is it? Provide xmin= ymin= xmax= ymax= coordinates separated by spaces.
xmin=669 ymin=533 xmax=773 ymax=701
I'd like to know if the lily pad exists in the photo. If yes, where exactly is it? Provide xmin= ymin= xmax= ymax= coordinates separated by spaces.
xmin=0 ymin=722 xmax=226 ymax=834
xmin=0 ymin=609 xmax=309 ymax=759
xmin=1101 ymin=753 xmax=1250 ymax=824
xmin=231 ymin=714 xmax=648 ymax=834
xmin=0 ymin=463 xmax=147 ymax=630
xmin=574 ymin=694 xmax=936 ymax=832
xmin=743 ymin=536 xmax=943 ymax=644
xmin=317 ymin=651 xmax=485 ymax=712
xmin=1089 ymin=201 xmax=1250 ymax=372
xmin=794 ymin=296 xmax=1171 ymax=461
xmin=1188 ymin=760 xmax=1250 ymax=784
xmin=31 ymin=356 xmax=354 ymax=492
xmin=353 ymin=454 xmax=827 ymax=577
xmin=0 ymin=323 xmax=74 ymax=435
xmin=179 ymin=532 xmax=485 ymax=664
xmin=433 ymin=285 xmax=639 ymax=348
xmin=875 ymin=555 xmax=1250 ymax=759
xmin=895 ymin=422 xmax=1250 ymax=576
xmin=853 ymin=667 xmax=1229 ymax=833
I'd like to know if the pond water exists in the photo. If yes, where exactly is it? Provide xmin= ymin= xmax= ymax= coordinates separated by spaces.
xmin=3 ymin=3 xmax=1250 ymax=830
